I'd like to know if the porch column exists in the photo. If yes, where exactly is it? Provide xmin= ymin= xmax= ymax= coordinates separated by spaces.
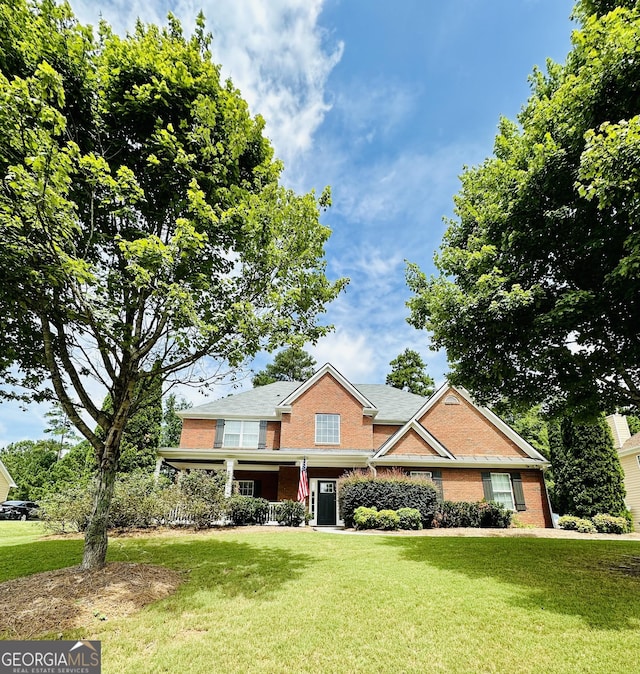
xmin=154 ymin=458 xmax=163 ymax=480
xmin=224 ymin=459 xmax=235 ymax=498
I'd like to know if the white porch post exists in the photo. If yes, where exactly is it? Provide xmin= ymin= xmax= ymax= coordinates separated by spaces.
xmin=154 ymin=458 xmax=163 ymax=480
xmin=224 ymin=459 xmax=235 ymax=498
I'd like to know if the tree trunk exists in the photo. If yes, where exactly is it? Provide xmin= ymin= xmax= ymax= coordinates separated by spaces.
xmin=80 ymin=452 xmax=118 ymax=570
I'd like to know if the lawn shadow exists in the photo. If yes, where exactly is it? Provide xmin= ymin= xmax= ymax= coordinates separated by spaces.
xmin=107 ymin=535 xmax=317 ymax=602
xmin=382 ymin=536 xmax=640 ymax=630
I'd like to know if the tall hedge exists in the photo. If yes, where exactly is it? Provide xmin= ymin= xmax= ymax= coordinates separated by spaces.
xmin=338 ymin=470 xmax=438 ymax=528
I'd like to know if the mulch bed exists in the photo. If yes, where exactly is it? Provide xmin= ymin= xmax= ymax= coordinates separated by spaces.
xmin=0 ymin=562 xmax=182 ymax=639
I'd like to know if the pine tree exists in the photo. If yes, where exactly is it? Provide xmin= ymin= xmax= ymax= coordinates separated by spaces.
xmin=385 ymin=349 xmax=434 ymax=397
xmin=252 ymin=346 xmax=316 ymax=386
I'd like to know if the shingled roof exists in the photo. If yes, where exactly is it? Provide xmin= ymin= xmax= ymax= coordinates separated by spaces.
xmin=180 ymin=380 xmax=427 ymax=424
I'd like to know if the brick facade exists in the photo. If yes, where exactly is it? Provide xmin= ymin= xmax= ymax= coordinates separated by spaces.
xmin=387 ymin=428 xmax=440 ymax=456
xmin=280 ymin=373 xmax=374 ymax=450
xmin=419 ymin=390 xmax=527 ymax=457
xmin=180 ymin=418 xmax=216 ymax=449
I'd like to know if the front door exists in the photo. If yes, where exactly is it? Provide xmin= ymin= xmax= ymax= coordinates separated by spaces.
xmin=317 ymin=480 xmax=337 ymax=525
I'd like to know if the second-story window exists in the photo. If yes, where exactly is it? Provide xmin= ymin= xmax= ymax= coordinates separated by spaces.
xmin=223 ymin=420 xmax=260 ymax=448
xmin=315 ymin=413 xmax=340 ymax=444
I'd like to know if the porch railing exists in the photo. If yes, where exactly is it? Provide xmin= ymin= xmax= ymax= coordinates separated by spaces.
xmin=165 ymin=501 xmax=283 ymax=526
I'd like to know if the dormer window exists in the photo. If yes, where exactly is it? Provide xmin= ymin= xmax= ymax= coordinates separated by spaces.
xmin=315 ymin=414 xmax=340 ymax=444
xmin=223 ymin=420 xmax=260 ymax=448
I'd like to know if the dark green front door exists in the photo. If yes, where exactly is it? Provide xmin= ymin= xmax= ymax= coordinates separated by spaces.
xmin=317 ymin=480 xmax=337 ymax=525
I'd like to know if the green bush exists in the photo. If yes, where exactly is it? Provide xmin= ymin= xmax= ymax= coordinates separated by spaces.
xmin=558 ymin=515 xmax=596 ymax=533
xmin=397 ymin=507 xmax=422 ymax=530
xmin=175 ymin=470 xmax=227 ymax=529
xmin=40 ymin=486 xmax=93 ymax=533
xmin=339 ymin=469 xmax=438 ymax=528
xmin=478 ymin=502 xmax=513 ymax=528
xmin=226 ymin=496 xmax=270 ymax=526
xmin=109 ymin=472 xmax=168 ymax=529
xmin=353 ymin=506 xmax=379 ymax=530
xmin=434 ymin=501 xmax=512 ymax=529
xmin=275 ymin=500 xmax=305 ymax=527
xmin=591 ymin=513 xmax=630 ymax=534
xmin=376 ymin=509 xmax=400 ymax=530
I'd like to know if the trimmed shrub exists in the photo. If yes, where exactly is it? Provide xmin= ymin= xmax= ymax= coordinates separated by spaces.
xmin=435 ymin=500 xmax=512 ymax=529
xmin=437 ymin=501 xmax=481 ymax=528
xmin=558 ymin=515 xmax=596 ymax=533
xmin=376 ymin=509 xmax=400 ymax=530
xmin=339 ymin=469 xmax=438 ymax=528
xmin=354 ymin=506 xmax=379 ymax=530
xmin=109 ymin=472 xmax=168 ymax=529
xmin=275 ymin=500 xmax=305 ymax=527
xmin=591 ymin=513 xmax=630 ymax=534
xmin=226 ymin=496 xmax=270 ymax=525
xmin=478 ymin=502 xmax=513 ymax=528
xmin=397 ymin=507 xmax=422 ymax=530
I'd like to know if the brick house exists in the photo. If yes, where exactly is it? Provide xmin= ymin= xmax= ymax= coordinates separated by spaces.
xmin=158 ymin=363 xmax=553 ymax=527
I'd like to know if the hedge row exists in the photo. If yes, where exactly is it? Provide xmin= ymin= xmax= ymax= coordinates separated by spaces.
xmin=339 ymin=470 xmax=438 ymax=528
xmin=558 ymin=513 xmax=631 ymax=534
xmin=354 ymin=506 xmax=422 ymax=531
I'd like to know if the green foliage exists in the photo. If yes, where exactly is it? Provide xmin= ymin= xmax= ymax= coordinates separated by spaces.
xmin=376 ymin=509 xmax=400 ymax=530
xmin=550 ymin=415 xmax=626 ymax=518
xmin=396 ymin=507 xmax=423 ymax=530
xmin=43 ymin=402 xmax=79 ymax=453
xmin=385 ymin=348 xmax=434 ymax=397
xmin=592 ymin=513 xmax=631 ymax=534
xmin=160 ymin=393 xmax=192 ymax=447
xmin=492 ymin=402 xmax=550 ymax=457
xmin=407 ymin=4 xmax=640 ymax=415
xmin=627 ymin=414 xmax=640 ymax=435
xmin=0 ymin=0 xmax=346 ymax=567
xmin=0 ymin=439 xmax=59 ymax=499
xmin=353 ymin=506 xmax=379 ymax=530
xmin=558 ymin=515 xmax=597 ymax=533
xmin=252 ymin=346 xmax=317 ymax=387
xmin=39 ymin=485 xmax=93 ymax=533
xmin=225 ymin=495 xmax=269 ymax=526
xmin=177 ymin=471 xmax=226 ymax=529
xmin=353 ymin=505 xmax=422 ymax=530
xmin=338 ymin=469 xmax=438 ymax=528
xmin=434 ymin=500 xmax=512 ymax=528
xmin=274 ymin=499 xmax=305 ymax=527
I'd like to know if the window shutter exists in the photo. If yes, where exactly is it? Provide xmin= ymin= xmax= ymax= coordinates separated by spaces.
xmin=431 ymin=469 xmax=444 ymax=502
xmin=481 ymin=472 xmax=493 ymax=501
xmin=254 ymin=480 xmax=262 ymax=498
xmin=511 ymin=473 xmax=526 ymax=511
xmin=214 ymin=419 xmax=225 ymax=448
xmin=258 ymin=420 xmax=268 ymax=449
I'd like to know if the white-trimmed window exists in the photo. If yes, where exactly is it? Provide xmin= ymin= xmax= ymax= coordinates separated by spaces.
xmin=236 ymin=480 xmax=254 ymax=496
xmin=490 ymin=473 xmax=515 ymax=510
xmin=223 ymin=420 xmax=260 ymax=448
xmin=315 ymin=414 xmax=340 ymax=444
xmin=410 ymin=471 xmax=432 ymax=480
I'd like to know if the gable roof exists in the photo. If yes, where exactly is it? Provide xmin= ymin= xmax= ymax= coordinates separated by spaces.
xmin=276 ymin=364 xmax=377 ymax=416
xmin=621 ymin=431 xmax=640 ymax=456
xmin=373 ymin=383 xmax=548 ymax=464
xmin=373 ymin=420 xmax=456 ymax=460
xmin=0 ymin=460 xmax=16 ymax=488
xmin=180 ymin=368 xmax=426 ymax=423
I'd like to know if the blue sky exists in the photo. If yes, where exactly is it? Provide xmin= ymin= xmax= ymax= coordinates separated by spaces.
xmin=0 ymin=0 xmax=576 ymax=445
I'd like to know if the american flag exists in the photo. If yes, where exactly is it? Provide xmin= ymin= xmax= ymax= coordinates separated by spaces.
xmin=297 ymin=458 xmax=309 ymax=502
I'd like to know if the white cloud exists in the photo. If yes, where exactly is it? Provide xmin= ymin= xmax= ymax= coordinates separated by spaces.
xmin=71 ymin=0 xmax=343 ymax=171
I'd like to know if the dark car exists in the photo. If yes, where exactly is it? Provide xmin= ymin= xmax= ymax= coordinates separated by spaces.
xmin=0 ymin=500 xmax=39 ymax=521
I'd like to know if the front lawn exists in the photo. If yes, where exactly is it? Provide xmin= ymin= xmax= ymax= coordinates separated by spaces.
xmin=1 ymin=526 xmax=639 ymax=673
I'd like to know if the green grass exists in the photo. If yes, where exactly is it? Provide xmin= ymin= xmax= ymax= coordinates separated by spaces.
xmin=1 ymin=527 xmax=640 ymax=673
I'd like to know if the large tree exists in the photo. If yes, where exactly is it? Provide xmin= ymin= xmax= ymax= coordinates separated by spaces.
xmin=549 ymin=414 xmax=626 ymax=517
xmin=252 ymin=345 xmax=317 ymax=386
xmin=0 ymin=1 xmax=345 ymax=569
xmin=385 ymin=349 xmax=434 ymax=397
xmin=407 ymin=1 xmax=640 ymax=416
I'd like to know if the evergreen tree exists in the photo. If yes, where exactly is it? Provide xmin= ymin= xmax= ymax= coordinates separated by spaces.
xmin=385 ymin=349 xmax=434 ymax=397
xmin=44 ymin=402 xmax=79 ymax=457
xmin=160 ymin=393 xmax=192 ymax=447
xmin=0 ymin=440 xmax=58 ymax=499
xmin=550 ymin=415 xmax=626 ymax=517
xmin=252 ymin=346 xmax=316 ymax=386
